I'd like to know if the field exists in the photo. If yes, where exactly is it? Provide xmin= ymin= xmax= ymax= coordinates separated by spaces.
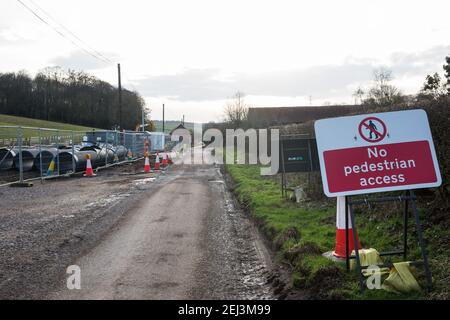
xmin=152 ymin=120 xmax=196 ymax=133
xmin=225 ymin=164 xmax=450 ymax=299
xmin=0 ymin=114 xmax=101 ymax=143
xmin=0 ymin=114 xmax=99 ymax=131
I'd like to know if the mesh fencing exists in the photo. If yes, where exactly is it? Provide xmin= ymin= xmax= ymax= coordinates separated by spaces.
xmin=0 ymin=126 xmax=154 ymax=186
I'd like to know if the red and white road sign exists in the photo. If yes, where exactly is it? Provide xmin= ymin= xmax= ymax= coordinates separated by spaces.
xmin=314 ymin=109 xmax=442 ymax=197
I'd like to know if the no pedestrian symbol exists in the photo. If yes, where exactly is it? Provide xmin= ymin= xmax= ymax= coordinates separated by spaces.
xmin=358 ymin=117 xmax=387 ymax=143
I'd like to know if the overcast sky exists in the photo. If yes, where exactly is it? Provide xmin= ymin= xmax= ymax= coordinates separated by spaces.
xmin=1 ymin=0 xmax=449 ymax=123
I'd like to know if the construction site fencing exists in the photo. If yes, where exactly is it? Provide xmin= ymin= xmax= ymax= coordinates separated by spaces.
xmin=0 ymin=126 xmax=151 ymax=186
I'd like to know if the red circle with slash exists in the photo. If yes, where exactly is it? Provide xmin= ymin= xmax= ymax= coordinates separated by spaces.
xmin=358 ymin=116 xmax=387 ymax=143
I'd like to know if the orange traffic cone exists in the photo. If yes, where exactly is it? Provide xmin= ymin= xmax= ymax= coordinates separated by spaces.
xmin=162 ymin=151 xmax=168 ymax=167
xmin=83 ymin=154 xmax=96 ymax=177
xmin=333 ymin=196 xmax=361 ymax=258
xmin=154 ymin=152 xmax=160 ymax=170
xmin=144 ymin=152 xmax=151 ymax=172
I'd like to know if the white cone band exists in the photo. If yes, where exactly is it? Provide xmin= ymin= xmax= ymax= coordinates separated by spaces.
xmin=336 ymin=196 xmax=352 ymax=229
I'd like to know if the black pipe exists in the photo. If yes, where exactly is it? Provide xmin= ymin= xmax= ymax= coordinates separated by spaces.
xmin=34 ymin=148 xmax=58 ymax=174
xmin=14 ymin=149 xmax=41 ymax=172
xmin=58 ymin=150 xmax=98 ymax=173
xmin=115 ymin=145 xmax=128 ymax=161
xmin=0 ymin=148 xmax=17 ymax=170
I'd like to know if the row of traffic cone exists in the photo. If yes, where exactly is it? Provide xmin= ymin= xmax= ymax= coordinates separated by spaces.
xmin=144 ymin=151 xmax=169 ymax=172
xmin=45 ymin=150 xmax=168 ymax=178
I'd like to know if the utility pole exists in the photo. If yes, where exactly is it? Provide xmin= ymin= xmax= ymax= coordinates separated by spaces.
xmin=182 ymin=115 xmax=185 ymax=126
xmin=118 ymin=63 xmax=123 ymax=129
xmin=142 ymin=108 xmax=145 ymax=132
xmin=162 ymin=103 xmax=165 ymax=133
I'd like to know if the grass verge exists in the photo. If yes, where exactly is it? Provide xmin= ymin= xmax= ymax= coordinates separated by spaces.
xmin=225 ymin=164 xmax=449 ymax=300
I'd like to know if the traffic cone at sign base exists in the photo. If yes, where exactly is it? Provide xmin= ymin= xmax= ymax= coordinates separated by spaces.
xmin=83 ymin=154 xmax=96 ymax=177
xmin=333 ymin=196 xmax=361 ymax=258
xmin=46 ymin=157 xmax=55 ymax=176
xmin=144 ymin=152 xmax=151 ymax=172
xmin=154 ymin=152 xmax=160 ymax=170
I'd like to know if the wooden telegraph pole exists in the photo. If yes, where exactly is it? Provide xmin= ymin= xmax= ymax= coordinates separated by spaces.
xmin=162 ymin=103 xmax=165 ymax=133
xmin=118 ymin=63 xmax=123 ymax=129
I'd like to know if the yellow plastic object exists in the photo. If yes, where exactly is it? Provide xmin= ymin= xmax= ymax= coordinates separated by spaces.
xmin=350 ymin=248 xmax=383 ymax=270
xmin=361 ymin=267 xmax=390 ymax=278
xmin=381 ymin=262 xmax=421 ymax=294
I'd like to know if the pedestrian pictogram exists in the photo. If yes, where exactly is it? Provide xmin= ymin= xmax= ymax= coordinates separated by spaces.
xmin=314 ymin=109 xmax=441 ymax=197
xmin=358 ymin=117 xmax=387 ymax=143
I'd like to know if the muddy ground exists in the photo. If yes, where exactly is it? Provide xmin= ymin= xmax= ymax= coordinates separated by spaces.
xmin=0 ymin=156 xmax=299 ymax=299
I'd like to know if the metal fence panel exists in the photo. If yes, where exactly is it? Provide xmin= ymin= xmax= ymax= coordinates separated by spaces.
xmin=0 ymin=126 xmax=153 ymax=186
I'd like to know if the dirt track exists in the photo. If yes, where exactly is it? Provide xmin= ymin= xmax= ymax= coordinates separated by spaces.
xmin=0 ymin=150 xmax=286 ymax=299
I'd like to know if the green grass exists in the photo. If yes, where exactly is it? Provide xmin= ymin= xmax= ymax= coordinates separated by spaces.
xmin=226 ymin=164 xmax=450 ymax=300
xmin=0 ymin=114 xmax=98 ymax=131
xmin=152 ymin=120 xmax=196 ymax=133
xmin=0 ymin=114 xmax=100 ymax=141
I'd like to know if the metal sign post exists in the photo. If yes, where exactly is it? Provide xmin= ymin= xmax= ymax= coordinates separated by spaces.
xmin=278 ymin=134 xmax=320 ymax=198
xmin=344 ymin=190 xmax=432 ymax=292
xmin=315 ymin=109 xmax=441 ymax=293
xmin=280 ymin=138 xmax=286 ymax=197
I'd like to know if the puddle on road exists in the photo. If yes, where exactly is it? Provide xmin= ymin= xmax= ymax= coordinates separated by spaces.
xmin=132 ymin=177 xmax=157 ymax=190
xmin=85 ymin=193 xmax=132 ymax=209
xmin=208 ymin=179 xmax=225 ymax=184
xmin=133 ymin=178 xmax=156 ymax=185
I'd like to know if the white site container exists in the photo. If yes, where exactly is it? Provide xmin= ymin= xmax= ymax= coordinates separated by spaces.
xmin=148 ymin=132 xmax=166 ymax=152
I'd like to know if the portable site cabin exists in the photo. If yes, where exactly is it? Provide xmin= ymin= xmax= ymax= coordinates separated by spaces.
xmin=84 ymin=130 xmax=151 ymax=158
xmin=85 ymin=130 xmax=118 ymax=144
xmin=148 ymin=132 xmax=167 ymax=152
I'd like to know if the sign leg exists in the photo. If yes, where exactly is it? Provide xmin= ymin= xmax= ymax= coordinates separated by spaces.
xmin=280 ymin=173 xmax=284 ymax=197
xmin=349 ymin=204 xmax=365 ymax=291
xmin=410 ymin=190 xmax=433 ymax=290
xmin=345 ymin=196 xmax=350 ymax=271
xmin=403 ymin=191 xmax=409 ymax=261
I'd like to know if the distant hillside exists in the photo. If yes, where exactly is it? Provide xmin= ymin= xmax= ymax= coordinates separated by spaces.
xmin=0 ymin=69 xmax=145 ymax=130
xmin=0 ymin=114 xmax=98 ymax=131
xmin=152 ymin=120 xmax=197 ymax=133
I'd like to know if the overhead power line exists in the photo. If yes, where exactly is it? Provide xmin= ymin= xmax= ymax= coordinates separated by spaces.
xmin=27 ymin=0 xmax=114 ymax=64
xmin=15 ymin=0 xmax=113 ymax=64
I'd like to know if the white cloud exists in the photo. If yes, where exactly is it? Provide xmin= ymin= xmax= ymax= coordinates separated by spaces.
xmin=1 ymin=0 xmax=449 ymax=122
xmin=136 ymin=45 xmax=450 ymax=102
xmin=50 ymin=50 xmax=116 ymax=71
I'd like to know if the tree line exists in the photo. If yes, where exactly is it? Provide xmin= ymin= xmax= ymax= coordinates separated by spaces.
xmin=0 ymin=66 xmax=147 ymax=130
xmin=352 ymin=55 xmax=450 ymax=107
xmin=221 ymin=55 xmax=450 ymax=129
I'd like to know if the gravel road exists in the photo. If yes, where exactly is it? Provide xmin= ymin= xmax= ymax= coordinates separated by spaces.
xmin=0 ymin=150 xmax=284 ymax=299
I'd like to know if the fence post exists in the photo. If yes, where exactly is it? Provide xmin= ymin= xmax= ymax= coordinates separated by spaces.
xmin=56 ymin=130 xmax=60 ymax=176
xmin=133 ymin=133 xmax=136 ymax=159
xmin=18 ymin=127 xmax=23 ymax=183
xmin=38 ymin=128 xmax=43 ymax=181
xmin=105 ymin=133 xmax=108 ymax=167
xmin=72 ymin=131 xmax=76 ymax=174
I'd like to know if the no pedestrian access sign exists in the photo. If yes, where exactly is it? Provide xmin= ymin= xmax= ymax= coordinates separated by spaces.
xmin=314 ymin=109 xmax=442 ymax=197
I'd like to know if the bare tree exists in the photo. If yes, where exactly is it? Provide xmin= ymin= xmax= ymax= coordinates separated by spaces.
xmin=352 ymin=86 xmax=365 ymax=105
xmin=223 ymin=91 xmax=249 ymax=128
xmin=363 ymin=68 xmax=404 ymax=106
